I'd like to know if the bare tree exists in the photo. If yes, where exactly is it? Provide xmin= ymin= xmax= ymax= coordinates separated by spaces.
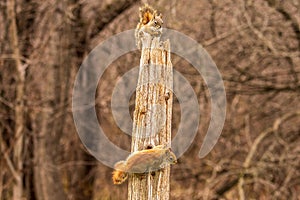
xmin=0 ymin=0 xmax=299 ymax=199
xmin=5 ymin=0 xmax=26 ymax=199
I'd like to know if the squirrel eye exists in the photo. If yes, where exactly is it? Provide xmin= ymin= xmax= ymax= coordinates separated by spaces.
xmin=154 ymin=21 xmax=157 ymax=25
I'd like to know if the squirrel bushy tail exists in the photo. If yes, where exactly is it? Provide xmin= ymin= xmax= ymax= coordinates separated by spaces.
xmin=135 ymin=4 xmax=163 ymax=49
xmin=139 ymin=4 xmax=157 ymax=25
xmin=112 ymin=161 xmax=128 ymax=185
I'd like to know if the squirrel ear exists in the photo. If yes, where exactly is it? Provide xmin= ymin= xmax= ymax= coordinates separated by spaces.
xmin=164 ymin=148 xmax=171 ymax=155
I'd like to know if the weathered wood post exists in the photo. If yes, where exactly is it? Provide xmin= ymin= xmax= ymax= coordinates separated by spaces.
xmin=128 ymin=4 xmax=173 ymax=200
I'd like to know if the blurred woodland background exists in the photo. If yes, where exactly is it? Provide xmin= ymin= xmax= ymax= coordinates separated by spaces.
xmin=1 ymin=0 xmax=300 ymax=199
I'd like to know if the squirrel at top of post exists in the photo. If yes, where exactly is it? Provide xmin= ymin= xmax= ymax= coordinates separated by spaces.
xmin=135 ymin=4 xmax=163 ymax=50
xmin=112 ymin=145 xmax=177 ymax=185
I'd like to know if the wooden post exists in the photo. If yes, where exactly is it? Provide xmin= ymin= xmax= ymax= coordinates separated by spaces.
xmin=128 ymin=5 xmax=173 ymax=200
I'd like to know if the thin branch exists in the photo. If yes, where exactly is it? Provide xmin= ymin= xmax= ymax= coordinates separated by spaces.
xmin=203 ymin=24 xmax=249 ymax=47
xmin=0 ymin=133 xmax=19 ymax=182
xmin=243 ymin=127 xmax=273 ymax=168
xmin=265 ymin=0 xmax=300 ymax=50
xmin=237 ymin=176 xmax=245 ymax=200
xmin=0 ymin=96 xmax=14 ymax=109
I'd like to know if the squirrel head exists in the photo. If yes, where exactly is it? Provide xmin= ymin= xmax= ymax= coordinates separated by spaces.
xmin=152 ymin=14 xmax=163 ymax=29
xmin=164 ymin=148 xmax=177 ymax=164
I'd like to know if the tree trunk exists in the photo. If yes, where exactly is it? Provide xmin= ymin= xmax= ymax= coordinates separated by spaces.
xmin=128 ymin=29 xmax=173 ymax=200
xmin=32 ymin=1 xmax=71 ymax=199
xmin=6 ymin=0 xmax=26 ymax=199
xmin=0 ymin=150 xmax=3 ymax=200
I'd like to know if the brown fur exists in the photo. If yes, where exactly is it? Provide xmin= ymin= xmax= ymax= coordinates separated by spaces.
xmin=112 ymin=146 xmax=177 ymax=185
xmin=135 ymin=4 xmax=163 ymax=49
xmin=139 ymin=4 xmax=157 ymax=25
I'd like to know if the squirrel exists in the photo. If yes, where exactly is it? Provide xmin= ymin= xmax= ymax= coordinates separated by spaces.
xmin=135 ymin=4 xmax=164 ymax=50
xmin=112 ymin=145 xmax=177 ymax=185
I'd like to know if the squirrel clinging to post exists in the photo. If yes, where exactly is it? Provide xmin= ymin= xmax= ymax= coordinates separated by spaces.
xmin=112 ymin=145 xmax=177 ymax=185
xmin=135 ymin=4 xmax=163 ymax=49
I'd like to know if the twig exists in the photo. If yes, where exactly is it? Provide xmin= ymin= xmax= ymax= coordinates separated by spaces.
xmin=0 ymin=133 xmax=19 ymax=182
xmin=203 ymin=24 xmax=249 ymax=47
xmin=0 ymin=96 xmax=14 ymax=109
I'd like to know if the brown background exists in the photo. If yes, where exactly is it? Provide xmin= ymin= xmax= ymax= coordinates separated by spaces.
xmin=1 ymin=0 xmax=299 ymax=199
